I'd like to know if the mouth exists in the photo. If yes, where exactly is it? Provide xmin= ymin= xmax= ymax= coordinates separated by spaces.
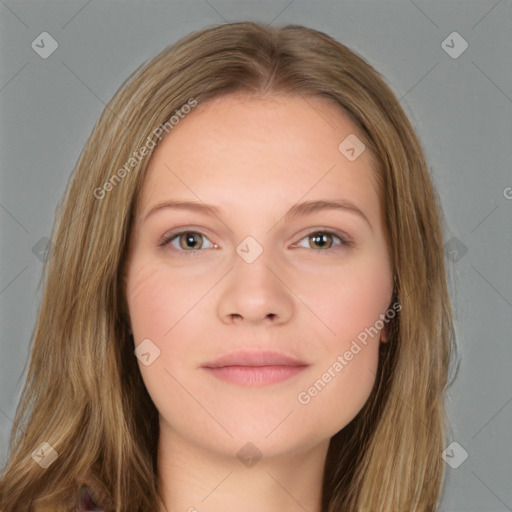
xmin=203 ymin=365 xmax=308 ymax=386
xmin=202 ymin=350 xmax=309 ymax=387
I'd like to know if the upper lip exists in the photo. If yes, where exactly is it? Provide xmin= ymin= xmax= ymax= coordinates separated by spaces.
xmin=202 ymin=350 xmax=308 ymax=368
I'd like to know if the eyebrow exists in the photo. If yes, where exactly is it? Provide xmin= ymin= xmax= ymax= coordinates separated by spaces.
xmin=143 ymin=198 xmax=372 ymax=231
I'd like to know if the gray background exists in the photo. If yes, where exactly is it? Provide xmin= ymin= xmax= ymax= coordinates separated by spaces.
xmin=1 ymin=1 xmax=511 ymax=510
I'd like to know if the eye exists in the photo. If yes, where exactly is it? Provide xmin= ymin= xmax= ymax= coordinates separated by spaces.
xmin=295 ymin=230 xmax=353 ymax=252
xmin=159 ymin=231 xmax=216 ymax=253
xmin=159 ymin=228 xmax=352 ymax=255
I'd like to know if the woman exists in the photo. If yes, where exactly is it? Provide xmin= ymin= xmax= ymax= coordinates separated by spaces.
xmin=0 ymin=21 xmax=456 ymax=512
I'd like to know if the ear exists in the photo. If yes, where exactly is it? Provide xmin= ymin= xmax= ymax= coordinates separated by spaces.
xmin=380 ymin=274 xmax=398 ymax=344
xmin=380 ymin=322 xmax=390 ymax=343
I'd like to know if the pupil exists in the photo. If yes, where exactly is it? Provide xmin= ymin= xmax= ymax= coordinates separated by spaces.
xmin=313 ymin=233 xmax=329 ymax=248
xmin=185 ymin=233 xmax=199 ymax=249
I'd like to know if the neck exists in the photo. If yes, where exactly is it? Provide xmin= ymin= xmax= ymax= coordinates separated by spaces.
xmin=156 ymin=420 xmax=328 ymax=512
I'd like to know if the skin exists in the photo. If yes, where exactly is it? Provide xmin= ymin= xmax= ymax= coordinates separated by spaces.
xmin=125 ymin=92 xmax=394 ymax=512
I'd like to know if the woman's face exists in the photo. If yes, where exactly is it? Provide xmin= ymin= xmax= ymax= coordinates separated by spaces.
xmin=125 ymin=93 xmax=394 ymax=459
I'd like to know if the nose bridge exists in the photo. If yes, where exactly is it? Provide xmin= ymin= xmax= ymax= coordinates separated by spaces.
xmin=233 ymin=233 xmax=279 ymax=293
xmin=217 ymin=233 xmax=292 ymax=324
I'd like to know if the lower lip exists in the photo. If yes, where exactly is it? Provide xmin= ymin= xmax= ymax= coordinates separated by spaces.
xmin=203 ymin=365 xmax=308 ymax=386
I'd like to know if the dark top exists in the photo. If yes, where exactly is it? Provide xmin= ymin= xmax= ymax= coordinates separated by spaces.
xmin=76 ymin=484 xmax=107 ymax=511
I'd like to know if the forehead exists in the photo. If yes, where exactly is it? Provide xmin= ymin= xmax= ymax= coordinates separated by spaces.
xmin=137 ymin=93 xmax=381 ymax=223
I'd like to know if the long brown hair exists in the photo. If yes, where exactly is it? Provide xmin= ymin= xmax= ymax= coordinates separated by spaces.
xmin=0 ymin=21 xmax=456 ymax=511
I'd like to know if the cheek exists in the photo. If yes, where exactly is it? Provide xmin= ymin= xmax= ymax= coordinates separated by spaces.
xmin=125 ymin=257 xmax=215 ymax=369
xmin=126 ymin=260 xmax=196 ymax=340
xmin=295 ymin=282 xmax=384 ymax=435
xmin=125 ymin=261 xmax=197 ymax=418
xmin=299 ymin=347 xmax=379 ymax=435
xmin=294 ymin=252 xmax=390 ymax=429
xmin=307 ymin=250 xmax=392 ymax=350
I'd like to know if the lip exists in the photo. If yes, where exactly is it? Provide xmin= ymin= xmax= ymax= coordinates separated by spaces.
xmin=202 ymin=349 xmax=308 ymax=368
xmin=203 ymin=365 xmax=307 ymax=386
xmin=202 ymin=350 xmax=309 ymax=387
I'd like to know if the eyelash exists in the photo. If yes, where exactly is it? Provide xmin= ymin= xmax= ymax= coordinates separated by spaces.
xmin=158 ymin=228 xmax=353 ymax=256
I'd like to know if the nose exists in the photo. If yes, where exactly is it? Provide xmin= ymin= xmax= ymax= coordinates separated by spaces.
xmin=216 ymin=244 xmax=294 ymax=326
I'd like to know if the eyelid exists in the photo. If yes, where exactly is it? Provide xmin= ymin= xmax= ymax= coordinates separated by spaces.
xmin=294 ymin=226 xmax=353 ymax=246
xmin=157 ymin=226 xmax=217 ymax=248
